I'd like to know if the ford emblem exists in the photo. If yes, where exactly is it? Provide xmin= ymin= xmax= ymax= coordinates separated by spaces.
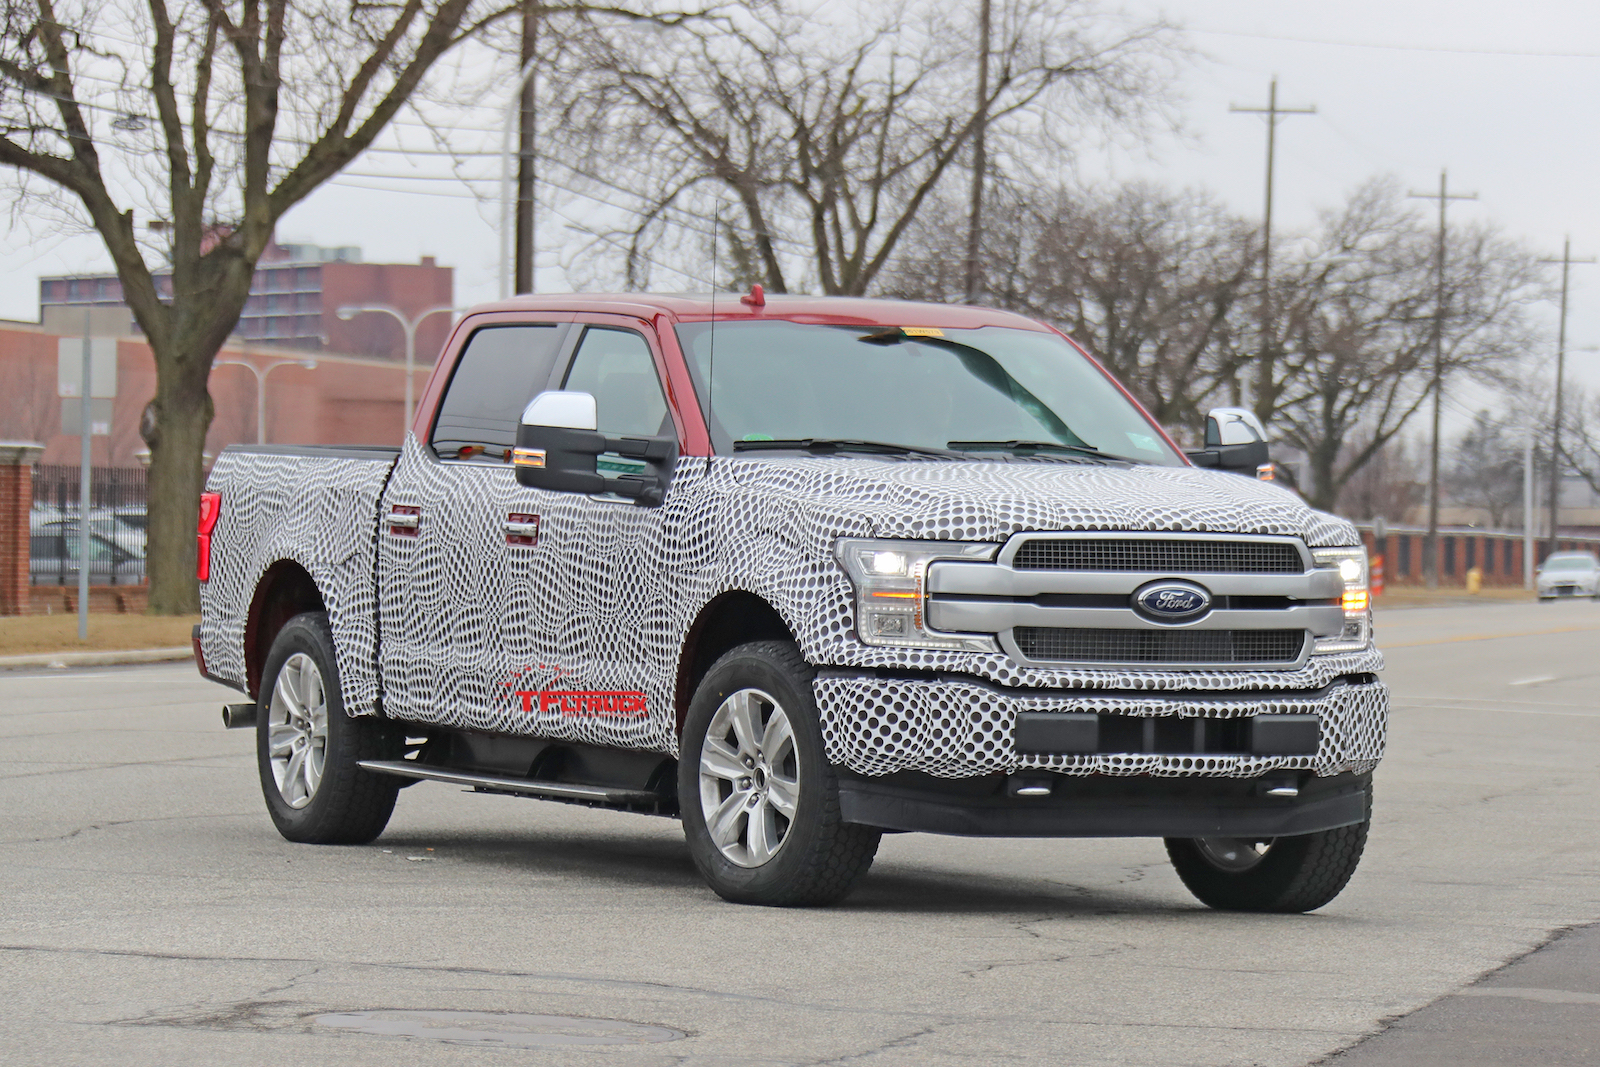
xmin=1133 ymin=580 xmax=1212 ymax=621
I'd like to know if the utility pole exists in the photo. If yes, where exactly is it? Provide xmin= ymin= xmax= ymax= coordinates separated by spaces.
xmin=962 ymin=0 xmax=992 ymax=304
xmin=1407 ymin=171 xmax=1477 ymax=590
xmin=515 ymin=0 xmax=538 ymax=295
xmin=1230 ymin=79 xmax=1314 ymax=419
xmin=1538 ymin=238 xmax=1598 ymax=563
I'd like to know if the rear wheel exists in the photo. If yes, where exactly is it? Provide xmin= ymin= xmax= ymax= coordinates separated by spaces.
xmin=1165 ymin=808 xmax=1369 ymax=913
xmin=679 ymin=641 xmax=880 ymax=906
xmin=257 ymin=611 xmax=402 ymax=844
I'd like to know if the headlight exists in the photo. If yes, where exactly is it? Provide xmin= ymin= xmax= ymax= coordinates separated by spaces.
xmin=1311 ymin=545 xmax=1371 ymax=654
xmin=835 ymin=538 xmax=1000 ymax=652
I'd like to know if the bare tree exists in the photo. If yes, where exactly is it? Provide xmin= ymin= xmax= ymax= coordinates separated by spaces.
xmin=1265 ymin=180 xmax=1547 ymax=510
xmin=538 ymin=0 xmax=1181 ymax=295
xmin=887 ymin=181 xmax=1259 ymax=435
xmin=1441 ymin=410 xmax=1526 ymax=527
xmin=0 ymin=0 xmax=694 ymax=612
xmin=1335 ymin=432 xmax=1425 ymax=523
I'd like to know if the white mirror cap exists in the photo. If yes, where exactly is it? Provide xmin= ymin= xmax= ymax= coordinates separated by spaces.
xmin=1207 ymin=406 xmax=1268 ymax=446
xmin=521 ymin=390 xmax=597 ymax=431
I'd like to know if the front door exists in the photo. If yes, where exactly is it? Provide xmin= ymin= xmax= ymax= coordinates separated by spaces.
xmin=377 ymin=320 xmax=573 ymax=732
xmin=497 ymin=322 xmax=693 ymax=754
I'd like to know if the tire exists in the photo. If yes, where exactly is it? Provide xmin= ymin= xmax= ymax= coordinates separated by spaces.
xmin=679 ymin=640 xmax=880 ymax=906
xmin=1164 ymin=787 xmax=1371 ymax=913
xmin=257 ymin=611 xmax=403 ymax=844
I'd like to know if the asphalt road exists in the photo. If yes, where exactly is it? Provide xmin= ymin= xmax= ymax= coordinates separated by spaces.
xmin=3 ymin=599 xmax=1599 ymax=1066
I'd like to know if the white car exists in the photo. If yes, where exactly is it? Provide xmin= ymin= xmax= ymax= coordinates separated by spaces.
xmin=1536 ymin=552 xmax=1600 ymax=600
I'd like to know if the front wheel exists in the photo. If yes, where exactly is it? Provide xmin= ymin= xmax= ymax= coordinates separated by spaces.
xmin=1165 ymin=804 xmax=1370 ymax=913
xmin=257 ymin=611 xmax=403 ymax=844
xmin=679 ymin=641 xmax=880 ymax=906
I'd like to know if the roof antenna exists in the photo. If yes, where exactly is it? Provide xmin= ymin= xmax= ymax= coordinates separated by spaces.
xmin=708 ymin=203 xmax=719 ymax=467
xmin=741 ymin=283 xmax=764 ymax=307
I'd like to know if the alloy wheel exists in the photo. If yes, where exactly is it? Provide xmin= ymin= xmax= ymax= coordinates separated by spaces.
xmin=697 ymin=688 xmax=800 ymax=868
xmin=267 ymin=652 xmax=329 ymax=809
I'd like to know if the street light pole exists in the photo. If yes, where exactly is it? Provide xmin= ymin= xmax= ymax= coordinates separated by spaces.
xmin=215 ymin=353 xmax=318 ymax=444
xmin=336 ymin=304 xmax=459 ymax=435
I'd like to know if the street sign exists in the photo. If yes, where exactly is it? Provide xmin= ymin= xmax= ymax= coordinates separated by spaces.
xmin=60 ymin=398 xmax=113 ymax=437
xmin=57 ymin=338 xmax=117 ymax=398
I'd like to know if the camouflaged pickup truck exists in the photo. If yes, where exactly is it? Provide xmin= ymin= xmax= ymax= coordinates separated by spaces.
xmin=197 ymin=293 xmax=1384 ymax=911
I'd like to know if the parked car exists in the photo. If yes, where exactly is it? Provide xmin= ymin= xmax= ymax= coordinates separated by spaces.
xmin=197 ymin=294 xmax=1385 ymax=914
xmin=30 ymin=519 xmax=146 ymax=585
xmin=1536 ymin=551 xmax=1600 ymax=600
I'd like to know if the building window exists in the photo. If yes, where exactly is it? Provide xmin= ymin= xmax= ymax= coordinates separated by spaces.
xmin=1399 ymin=536 xmax=1411 ymax=578
xmin=1505 ymin=540 xmax=1514 ymax=574
xmin=1465 ymin=538 xmax=1477 ymax=571
xmin=1443 ymin=536 xmax=1456 ymax=576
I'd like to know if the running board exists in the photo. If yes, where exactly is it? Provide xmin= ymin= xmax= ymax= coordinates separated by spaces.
xmin=357 ymin=760 xmax=668 ymax=808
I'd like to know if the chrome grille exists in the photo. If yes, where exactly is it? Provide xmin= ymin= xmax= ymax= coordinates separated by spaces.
xmin=1012 ymin=538 xmax=1303 ymax=574
xmin=1013 ymin=627 xmax=1306 ymax=665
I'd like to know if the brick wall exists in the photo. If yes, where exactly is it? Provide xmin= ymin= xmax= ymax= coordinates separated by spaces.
xmin=0 ymin=444 xmax=42 ymax=615
xmin=1360 ymin=526 xmax=1600 ymax=588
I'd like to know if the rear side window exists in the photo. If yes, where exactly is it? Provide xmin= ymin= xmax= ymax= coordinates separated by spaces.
xmin=432 ymin=324 xmax=568 ymax=460
xmin=562 ymin=327 xmax=670 ymax=437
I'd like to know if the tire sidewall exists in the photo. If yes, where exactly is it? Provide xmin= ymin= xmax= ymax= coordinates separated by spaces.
xmin=257 ymin=611 xmax=390 ymax=841
xmin=678 ymin=643 xmax=836 ymax=902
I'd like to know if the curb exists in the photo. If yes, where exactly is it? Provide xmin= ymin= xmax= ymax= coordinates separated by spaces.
xmin=0 ymin=646 xmax=194 ymax=670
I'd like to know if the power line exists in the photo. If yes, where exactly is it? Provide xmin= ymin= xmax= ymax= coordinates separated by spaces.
xmin=1229 ymin=78 xmax=1314 ymax=413
xmin=1407 ymin=170 xmax=1479 ymax=590
xmin=1194 ymin=27 xmax=1600 ymax=59
xmin=1536 ymin=238 xmax=1599 ymax=559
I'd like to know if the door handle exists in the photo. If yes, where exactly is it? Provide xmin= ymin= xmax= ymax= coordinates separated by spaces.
xmin=387 ymin=506 xmax=421 ymax=536
xmin=504 ymin=513 xmax=540 ymax=546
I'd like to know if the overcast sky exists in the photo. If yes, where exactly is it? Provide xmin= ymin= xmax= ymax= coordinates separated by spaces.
xmin=4 ymin=0 xmax=1596 ymax=413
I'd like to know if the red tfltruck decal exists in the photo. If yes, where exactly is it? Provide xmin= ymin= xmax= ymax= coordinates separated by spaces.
xmin=197 ymin=492 xmax=221 ymax=581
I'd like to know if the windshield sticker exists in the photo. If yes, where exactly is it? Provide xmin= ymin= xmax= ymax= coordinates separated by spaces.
xmin=1125 ymin=432 xmax=1161 ymax=453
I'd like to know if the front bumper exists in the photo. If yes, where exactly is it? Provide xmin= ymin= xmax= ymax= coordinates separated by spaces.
xmin=838 ymin=768 xmax=1372 ymax=838
xmin=812 ymin=671 xmax=1388 ymax=780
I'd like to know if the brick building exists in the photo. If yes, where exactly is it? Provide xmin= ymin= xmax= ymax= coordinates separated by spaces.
xmin=37 ymin=241 xmax=454 ymax=362
xmin=0 ymin=319 xmax=436 ymax=468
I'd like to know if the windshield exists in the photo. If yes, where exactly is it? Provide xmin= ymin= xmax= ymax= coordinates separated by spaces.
xmin=674 ymin=321 xmax=1183 ymax=465
xmin=1544 ymin=556 xmax=1598 ymax=571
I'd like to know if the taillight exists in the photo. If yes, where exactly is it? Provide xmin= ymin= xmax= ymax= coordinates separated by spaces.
xmin=197 ymin=492 xmax=221 ymax=581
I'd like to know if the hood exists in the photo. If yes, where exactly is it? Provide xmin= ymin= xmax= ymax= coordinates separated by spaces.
xmin=723 ymin=456 xmax=1357 ymax=546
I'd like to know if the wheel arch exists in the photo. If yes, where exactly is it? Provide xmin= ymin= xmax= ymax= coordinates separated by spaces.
xmin=244 ymin=559 xmax=326 ymax=699
xmin=674 ymin=590 xmax=797 ymax=737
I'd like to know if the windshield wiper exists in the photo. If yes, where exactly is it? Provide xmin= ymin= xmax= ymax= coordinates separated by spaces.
xmin=733 ymin=438 xmax=959 ymax=459
xmin=949 ymin=439 xmax=1139 ymax=464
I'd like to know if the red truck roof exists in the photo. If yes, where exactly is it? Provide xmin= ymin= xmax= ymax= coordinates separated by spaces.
xmin=464 ymin=292 xmax=1053 ymax=330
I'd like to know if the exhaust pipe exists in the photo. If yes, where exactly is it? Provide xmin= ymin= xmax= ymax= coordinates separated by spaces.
xmin=222 ymin=703 xmax=258 ymax=729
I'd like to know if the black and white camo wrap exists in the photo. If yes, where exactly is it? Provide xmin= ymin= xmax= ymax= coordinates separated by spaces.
xmin=199 ymin=449 xmax=393 ymax=717
xmin=203 ymin=435 xmax=1386 ymax=781
xmin=813 ymin=674 xmax=1388 ymax=779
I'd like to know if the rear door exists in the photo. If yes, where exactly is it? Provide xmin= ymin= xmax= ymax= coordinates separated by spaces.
xmin=377 ymin=319 xmax=574 ymax=729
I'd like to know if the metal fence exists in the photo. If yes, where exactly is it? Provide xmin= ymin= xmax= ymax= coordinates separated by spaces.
xmin=31 ymin=465 xmax=149 ymax=586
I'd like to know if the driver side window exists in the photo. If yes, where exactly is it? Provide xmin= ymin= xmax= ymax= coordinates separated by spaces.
xmin=562 ymin=327 xmax=670 ymax=437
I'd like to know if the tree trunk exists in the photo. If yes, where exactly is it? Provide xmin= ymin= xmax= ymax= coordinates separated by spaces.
xmin=140 ymin=347 xmax=215 ymax=615
xmin=1305 ymin=442 xmax=1340 ymax=513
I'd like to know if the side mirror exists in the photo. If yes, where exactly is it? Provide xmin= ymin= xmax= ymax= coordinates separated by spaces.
xmin=1186 ymin=406 xmax=1271 ymax=475
xmin=513 ymin=391 xmax=677 ymax=506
